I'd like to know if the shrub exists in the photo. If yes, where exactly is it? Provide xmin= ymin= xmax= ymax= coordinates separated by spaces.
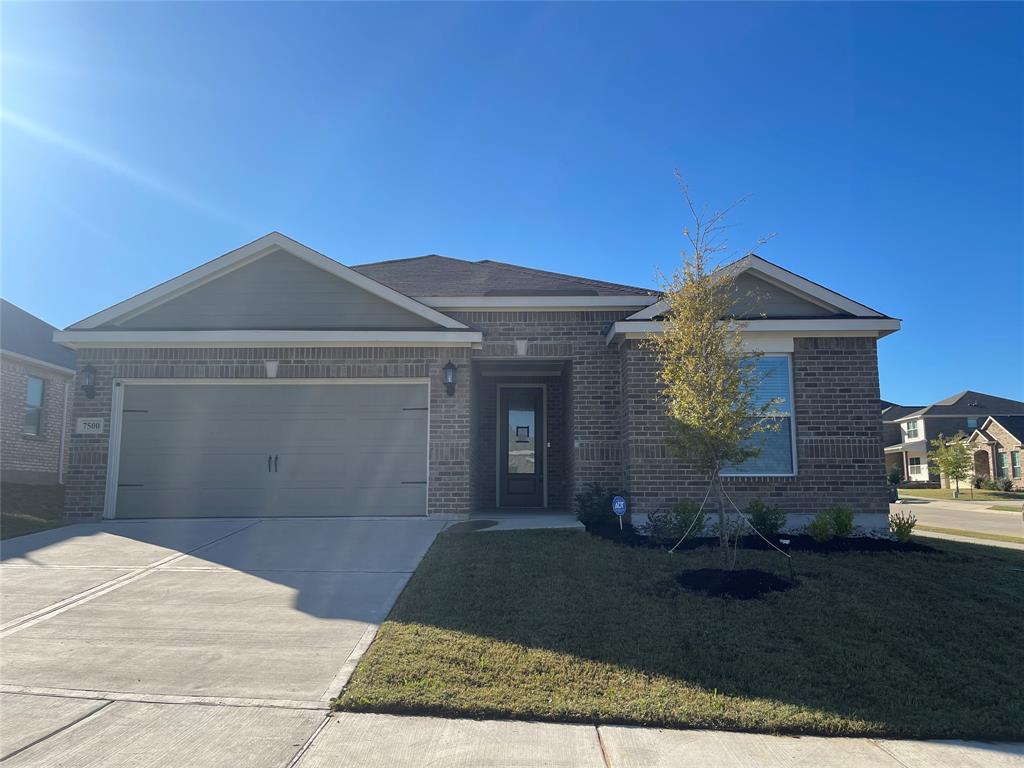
xmin=573 ymin=483 xmax=621 ymax=528
xmin=887 ymin=467 xmax=904 ymax=486
xmin=973 ymin=474 xmax=988 ymax=489
xmin=807 ymin=506 xmax=855 ymax=543
xmin=826 ymin=506 xmax=855 ymax=538
xmin=889 ymin=509 xmax=917 ymax=543
xmin=641 ymin=501 xmax=706 ymax=541
xmin=996 ymin=478 xmax=1015 ymax=492
xmin=806 ymin=511 xmax=835 ymax=543
xmin=745 ymin=499 xmax=787 ymax=536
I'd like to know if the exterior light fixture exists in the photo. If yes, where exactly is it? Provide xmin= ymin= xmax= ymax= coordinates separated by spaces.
xmin=80 ymin=364 xmax=97 ymax=399
xmin=443 ymin=360 xmax=457 ymax=396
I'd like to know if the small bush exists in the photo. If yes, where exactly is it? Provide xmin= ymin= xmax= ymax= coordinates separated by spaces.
xmin=806 ymin=511 xmax=835 ymax=543
xmin=887 ymin=467 xmax=904 ymax=486
xmin=826 ymin=506 xmax=855 ymax=538
xmin=573 ymin=483 xmax=621 ymax=528
xmin=973 ymin=474 xmax=988 ymax=489
xmin=996 ymin=478 xmax=1015 ymax=492
xmin=889 ymin=509 xmax=917 ymax=543
xmin=807 ymin=506 xmax=854 ymax=543
xmin=641 ymin=501 xmax=705 ymax=541
xmin=745 ymin=499 xmax=787 ymax=536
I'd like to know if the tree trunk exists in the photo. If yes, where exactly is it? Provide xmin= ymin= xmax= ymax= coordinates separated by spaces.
xmin=715 ymin=471 xmax=728 ymax=567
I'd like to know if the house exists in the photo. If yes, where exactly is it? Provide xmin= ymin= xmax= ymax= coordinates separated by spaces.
xmin=967 ymin=416 xmax=1024 ymax=490
xmin=1 ymin=300 xmax=76 ymax=486
xmin=883 ymin=391 xmax=1024 ymax=485
xmin=54 ymin=233 xmax=900 ymax=530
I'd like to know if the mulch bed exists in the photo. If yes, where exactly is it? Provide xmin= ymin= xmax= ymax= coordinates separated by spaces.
xmin=584 ymin=518 xmax=935 ymax=554
xmin=675 ymin=568 xmax=795 ymax=599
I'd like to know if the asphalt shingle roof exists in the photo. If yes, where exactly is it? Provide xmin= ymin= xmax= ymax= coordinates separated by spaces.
xmin=0 ymin=300 xmax=76 ymax=370
xmin=352 ymin=255 xmax=654 ymax=297
xmin=902 ymin=390 xmax=1024 ymax=419
xmin=986 ymin=415 xmax=1024 ymax=443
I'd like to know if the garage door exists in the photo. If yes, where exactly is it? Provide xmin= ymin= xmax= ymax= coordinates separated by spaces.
xmin=113 ymin=382 xmax=428 ymax=518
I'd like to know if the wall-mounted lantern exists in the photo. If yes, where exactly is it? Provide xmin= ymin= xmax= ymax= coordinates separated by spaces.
xmin=443 ymin=360 xmax=457 ymax=396
xmin=80 ymin=364 xmax=97 ymax=399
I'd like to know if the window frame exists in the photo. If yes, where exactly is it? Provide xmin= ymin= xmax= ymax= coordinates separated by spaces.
xmin=997 ymin=451 xmax=1008 ymax=478
xmin=1011 ymin=450 xmax=1021 ymax=480
xmin=23 ymin=375 xmax=45 ymax=436
xmin=908 ymin=456 xmax=924 ymax=477
xmin=720 ymin=353 xmax=798 ymax=478
xmin=904 ymin=420 xmax=920 ymax=440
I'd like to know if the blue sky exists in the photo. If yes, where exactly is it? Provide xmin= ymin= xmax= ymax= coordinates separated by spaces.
xmin=2 ymin=2 xmax=1021 ymax=405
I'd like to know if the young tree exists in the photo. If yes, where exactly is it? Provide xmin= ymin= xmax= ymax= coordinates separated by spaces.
xmin=928 ymin=432 xmax=972 ymax=497
xmin=646 ymin=177 xmax=781 ymax=566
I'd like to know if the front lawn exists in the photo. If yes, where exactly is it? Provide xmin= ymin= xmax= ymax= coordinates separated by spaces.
xmin=1 ymin=483 xmax=66 ymax=539
xmin=337 ymin=528 xmax=1024 ymax=739
xmin=902 ymin=487 xmax=1024 ymax=501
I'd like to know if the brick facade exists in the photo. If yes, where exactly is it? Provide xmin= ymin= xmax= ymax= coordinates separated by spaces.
xmin=62 ymin=314 xmax=890 ymax=526
xmin=64 ymin=346 xmax=472 ymax=520
xmin=1 ymin=358 xmax=72 ymax=485
xmin=620 ymin=336 xmax=888 ymax=522
xmin=969 ymin=419 xmax=1024 ymax=490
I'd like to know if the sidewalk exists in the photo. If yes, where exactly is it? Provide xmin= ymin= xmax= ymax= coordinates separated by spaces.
xmin=292 ymin=712 xmax=1024 ymax=768
xmin=899 ymin=495 xmax=1024 ymax=513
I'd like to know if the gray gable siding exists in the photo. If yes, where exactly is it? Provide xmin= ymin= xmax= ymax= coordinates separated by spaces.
xmin=732 ymin=273 xmax=846 ymax=319
xmin=110 ymin=250 xmax=439 ymax=331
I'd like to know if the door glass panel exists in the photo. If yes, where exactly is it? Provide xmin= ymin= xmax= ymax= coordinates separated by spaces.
xmin=507 ymin=391 xmax=536 ymax=475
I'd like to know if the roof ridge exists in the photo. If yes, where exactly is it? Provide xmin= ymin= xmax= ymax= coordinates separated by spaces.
xmin=352 ymin=254 xmax=471 ymax=269
xmin=475 ymin=258 xmax=654 ymax=294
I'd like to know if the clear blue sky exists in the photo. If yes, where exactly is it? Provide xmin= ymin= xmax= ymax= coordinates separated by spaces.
xmin=2 ymin=2 xmax=1021 ymax=405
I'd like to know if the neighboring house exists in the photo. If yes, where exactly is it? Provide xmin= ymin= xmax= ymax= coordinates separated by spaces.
xmin=54 ymin=233 xmax=899 ymax=530
xmin=1 ymin=300 xmax=76 ymax=485
xmin=968 ymin=416 xmax=1024 ymax=490
xmin=883 ymin=391 xmax=1024 ymax=485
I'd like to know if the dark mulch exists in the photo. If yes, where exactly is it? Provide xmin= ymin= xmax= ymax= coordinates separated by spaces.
xmin=676 ymin=568 xmax=795 ymax=599
xmin=584 ymin=517 xmax=935 ymax=554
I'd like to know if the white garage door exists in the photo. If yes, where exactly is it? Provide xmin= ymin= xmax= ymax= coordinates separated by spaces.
xmin=113 ymin=382 xmax=428 ymax=518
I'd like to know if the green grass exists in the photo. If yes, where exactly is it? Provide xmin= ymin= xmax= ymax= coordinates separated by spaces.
xmin=915 ymin=525 xmax=1024 ymax=545
xmin=337 ymin=528 xmax=1024 ymax=739
xmin=990 ymin=504 xmax=1024 ymax=512
xmin=1 ymin=483 xmax=66 ymax=539
xmin=902 ymin=488 xmax=1024 ymax=501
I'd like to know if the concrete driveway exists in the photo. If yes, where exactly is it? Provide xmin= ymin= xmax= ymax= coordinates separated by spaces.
xmin=0 ymin=516 xmax=446 ymax=765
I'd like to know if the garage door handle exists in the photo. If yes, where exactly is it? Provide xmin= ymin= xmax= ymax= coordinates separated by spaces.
xmin=274 ymin=455 xmax=279 ymax=472
xmin=268 ymin=455 xmax=272 ymax=473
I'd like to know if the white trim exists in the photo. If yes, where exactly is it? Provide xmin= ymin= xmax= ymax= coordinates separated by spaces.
xmin=605 ymin=318 xmax=902 ymax=345
xmin=102 ymin=377 xmax=431 ymax=520
xmin=0 ymin=350 xmax=76 ymax=377
xmin=417 ymin=295 xmax=657 ymax=310
xmin=720 ymin=353 xmax=799 ymax=478
xmin=626 ymin=255 xmax=887 ymax=321
xmin=53 ymin=329 xmax=483 ymax=348
xmin=496 ymin=383 xmax=548 ymax=509
xmin=68 ymin=232 xmax=468 ymax=331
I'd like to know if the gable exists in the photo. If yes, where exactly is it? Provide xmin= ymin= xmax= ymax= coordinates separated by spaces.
xmin=730 ymin=273 xmax=845 ymax=319
xmin=109 ymin=249 xmax=440 ymax=331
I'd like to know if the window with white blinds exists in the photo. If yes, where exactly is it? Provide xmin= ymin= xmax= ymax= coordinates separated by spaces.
xmin=721 ymin=355 xmax=797 ymax=476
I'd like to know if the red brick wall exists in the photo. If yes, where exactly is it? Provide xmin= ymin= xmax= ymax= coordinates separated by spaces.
xmin=620 ymin=336 xmax=888 ymax=521
xmin=1 ymin=358 xmax=71 ymax=485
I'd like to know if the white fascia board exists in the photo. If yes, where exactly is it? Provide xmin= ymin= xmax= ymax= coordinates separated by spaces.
xmin=626 ymin=256 xmax=889 ymax=321
xmin=0 ymin=350 xmax=76 ymax=377
xmin=68 ymin=233 xmax=468 ymax=331
xmin=606 ymin=317 xmax=902 ymax=345
xmin=53 ymin=329 xmax=483 ymax=348
xmin=416 ymin=295 xmax=659 ymax=310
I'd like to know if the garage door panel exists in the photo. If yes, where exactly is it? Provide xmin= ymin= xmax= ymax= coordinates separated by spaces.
xmin=115 ymin=383 xmax=428 ymax=518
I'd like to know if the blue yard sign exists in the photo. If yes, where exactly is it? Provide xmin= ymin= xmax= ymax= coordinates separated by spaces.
xmin=612 ymin=495 xmax=627 ymax=531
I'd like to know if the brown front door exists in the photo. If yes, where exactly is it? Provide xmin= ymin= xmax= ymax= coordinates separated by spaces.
xmin=499 ymin=387 xmax=544 ymax=507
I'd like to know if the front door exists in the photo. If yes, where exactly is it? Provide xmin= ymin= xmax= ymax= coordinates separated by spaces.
xmin=499 ymin=387 xmax=544 ymax=507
